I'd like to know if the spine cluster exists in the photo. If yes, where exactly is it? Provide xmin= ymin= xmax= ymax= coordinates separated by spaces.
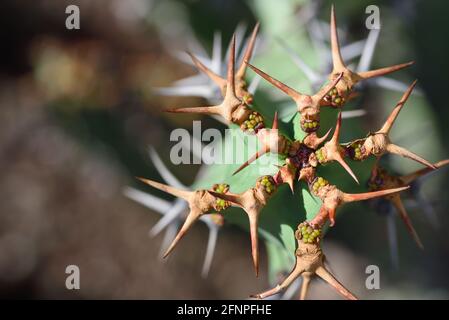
xmin=135 ymin=4 xmax=448 ymax=299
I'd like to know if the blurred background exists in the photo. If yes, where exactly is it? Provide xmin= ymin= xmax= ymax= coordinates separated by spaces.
xmin=1 ymin=0 xmax=449 ymax=299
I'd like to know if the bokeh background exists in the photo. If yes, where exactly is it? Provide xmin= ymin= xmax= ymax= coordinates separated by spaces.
xmin=1 ymin=0 xmax=449 ymax=299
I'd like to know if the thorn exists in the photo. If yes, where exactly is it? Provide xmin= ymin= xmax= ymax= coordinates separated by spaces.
xmin=136 ymin=177 xmax=191 ymax=200
xmin=251 ymin=235 xmax=357 ymax=300
xmin=401 ymin=159 xmax=449 ymax=184
xmin=246 ymin=62 xmax=302 ymax=101
xmin=232 ymin=146 xmax=270 ymax=176
xmin=165 ymin=106 xmax=222 ymax=115
xmin=390 ymin=195 xmax=424 ymax=249
xmin=287 ymin=181 xmax=295 ymax=193
xmin=149 ymin=199 xmax=187 ymax=237
xmin=163 ymin=209 xmax=202 ymax=258
xmin=159 ymin=221 xmax=180 ymax=260
xmin=208 ymin=191 xmax=243 ymax=207
xmin=316 ymin=72 xmax=344 ymax=102
xmin=186 ymin=51 xmax=226 ymax=91
xmin=313 ymin=128 xmax=332 ymax=149
xmin=378 ymin=80 xmax=418 ymax=134
xmin=275 ymin=163 xmax=296 ymax=193
xmin=319 ymin=127 xmax=333 ymax=144
xmin=250 ymin=285 xmax=282 ymax=300
xmin=322 ymin=113 xmax=359 ymax=184
xmin=251 ymin=263 xmax=301 ymax=299
xmin=330 ymin=112 xmax=345 ymax=145
xmin=303 ymin=128 xmax=333 ymax=149
xmin=386 ymin=144 xmax=437 ymax=170
xmin=342 ymin=186 xmax=409 ymax=203
xmin=209 ymin=187 xmax=271 ymax=278
xmin=248 ymin=210 xmax=260 ymax=277
xmin=330 ymin=4 xmax=346 ymax=72
xmin=358 ymin=61 xmax=414 ymax=80
xmin=297 ymin=169 xmax=308 ymax=182
xmin=236 ymin=22 xmax=260 ymax=79
xmin=315 ymin=266 xmax=358 ymax=300
xmin=335 ymin=152 xmax=359 ymax=184
xmin=272 ymin=111 xmax=279 ymax=130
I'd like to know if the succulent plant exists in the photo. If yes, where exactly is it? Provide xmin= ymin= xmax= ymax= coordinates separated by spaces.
xmin=127 ymin=4 xmax=448 ymax=299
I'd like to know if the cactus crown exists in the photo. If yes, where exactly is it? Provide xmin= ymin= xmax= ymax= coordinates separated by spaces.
xmin=131 ymin=4 xmax=447 ymax=299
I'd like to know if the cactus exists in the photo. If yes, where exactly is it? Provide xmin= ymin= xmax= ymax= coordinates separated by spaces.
xmin=126 ymin=4 xmax=447 ymax=299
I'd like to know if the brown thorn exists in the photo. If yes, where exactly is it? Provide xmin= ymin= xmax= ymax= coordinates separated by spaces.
xmin=326 ymin=113 xmax=360 ymax=184
xmin=236 ymin=22 xmax=260 ymax=80
xmin=232 ymin=146 xmax=270 ymax=176
xmin=319 ymin=127 xmax=333 ymax=144
xmin=390 ymin=195 xmax=424 ymax=249
xmin=250 ymin=286 xmax=281 ymax=300
xmin=162 ymin=209 xmax=202 ymax=258
xmin=248 ymin=210 xmax=260 ymax=277
xmin=272 ymin=111 xmax=279 ymax=130
xmin=378 ymin=80 xmax=418 ymax=134
xmin=331 ymin=112 xmax=342 ymax=144
xmin=401 ymin=158 xmax=449 ymax=185
xmin=315 ymin=265 xmax=358 ymax=300
xmin=342 ymin=186 xmax=409 ymax=203
xmin=287 ymin=180 xmax=295 ymax=193
xmin=357 ymin=61 xmax=414 ymax=80
xmin=330 ymin=4 xmax=346 ymax=72
xmin=250 ymin=264 xmax=304 ymax=299
xmin=208 ymin=191 xmax=243 ymax=207
xmin=245 ymin=62 xmax=302 ymax=101
xmin=297 ymin=169 xmax=307 ymax=182
xmin=165 ymin=105 xmax=223 ymax=115
xmin=386 ymin=143 xmax=437 ymax=169
xmin=187 ymin=51 xmax=226 ymax=91
xmin=334 ymin=152 xmax=360 ymax=184
xmin=276 ymin=163 xmax=296 ymax=193
xmin=136 ymin=177 xmax=191 ymax=200
xmin=316 ymin=72 xmax=344 ymax=102
xmin=304 ymin=128 xmax=333 ymax=149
